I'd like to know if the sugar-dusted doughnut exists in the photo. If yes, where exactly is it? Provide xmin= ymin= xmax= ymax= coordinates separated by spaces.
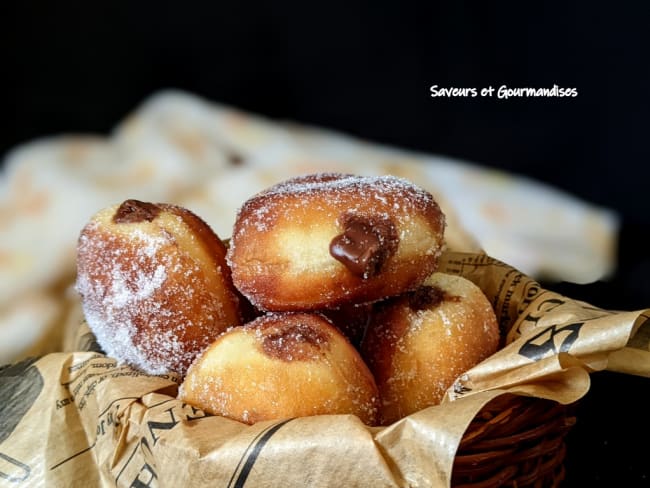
xmin=75 ymin=199 xmax=244 ymax=376
xmin=179 ymin=312 xmax=380 ymax=425
xmin=226 ymin=173 xmax=446 ymax=311
xmin=361 ymin=272 xmax=499 ymax=425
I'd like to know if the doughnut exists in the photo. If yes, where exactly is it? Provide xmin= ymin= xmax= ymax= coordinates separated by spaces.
xmin=179 ymin=312 xmax=380 ymax=425
xmin=226 ymin=173 xmax=446 ymax=311
xmin=75 ymin=199 xmax=244 ymax=376
xmin=361 ymin=272 xmax=499 ymax=425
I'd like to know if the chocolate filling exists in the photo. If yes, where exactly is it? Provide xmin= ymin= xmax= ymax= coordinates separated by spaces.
xmin=113 ymin=199 xmax=162 ymax=224
xmin=262 ymin=323 xmax=329 ymax=361
xmin=408 ymin=285 xmax=460 ymax=310
xmin=329 ymin=213 xmax=399 ymax=279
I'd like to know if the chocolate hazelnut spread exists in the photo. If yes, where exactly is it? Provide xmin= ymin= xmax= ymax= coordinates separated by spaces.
xmin=113 ymin=200 xmax=162 ymax=224
xmin=329 ymin=214 xmax=399 ymax=279
xmin=408 ymin=285 xmax=460 ymax=310
xmin=262 ymin=323 xmax=329 ymax=361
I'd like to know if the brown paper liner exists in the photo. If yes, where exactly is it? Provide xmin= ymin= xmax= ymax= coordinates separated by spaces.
xmin=1 ymin=251 xmax=648 ymax=487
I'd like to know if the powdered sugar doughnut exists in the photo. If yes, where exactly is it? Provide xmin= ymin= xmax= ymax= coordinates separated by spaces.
xmin=227 ymin=173 xmax=446 ymax=311
xmin=75 ymin=199 xmax=244 ymax=376
xmin=361 ymin=272 xmax=499 ymax=425
xmin=179 ymin=312 xmax=380 ymax=425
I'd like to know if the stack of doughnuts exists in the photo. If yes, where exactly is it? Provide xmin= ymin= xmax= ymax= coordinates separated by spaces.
xmin=75 ymin=173 xmax=499 ymax=426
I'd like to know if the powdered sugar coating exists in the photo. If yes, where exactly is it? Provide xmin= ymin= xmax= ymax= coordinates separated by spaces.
xmin=76 ymin=202 xmax=242 ymax=376
xmin=232 ymin=173 xmax=438 ymax=235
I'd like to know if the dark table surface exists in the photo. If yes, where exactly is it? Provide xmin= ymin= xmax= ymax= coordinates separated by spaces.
xmin=564 ymin=372 xmax=649 ymax=486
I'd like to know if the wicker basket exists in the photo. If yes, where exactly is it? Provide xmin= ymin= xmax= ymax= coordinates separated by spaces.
xmin=452 ymin=395 xmax=577 ymax=487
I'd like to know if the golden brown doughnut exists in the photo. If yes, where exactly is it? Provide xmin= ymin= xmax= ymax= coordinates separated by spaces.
xmin=179 ymin=312 xmax=380 ymax=425
xmin=75 ymin=199 xmax=244 ymax=376
xmin=226 ymin=173 xmax=446 ymax=311
xmin=361 ymin=272 xmax=499 ymax=425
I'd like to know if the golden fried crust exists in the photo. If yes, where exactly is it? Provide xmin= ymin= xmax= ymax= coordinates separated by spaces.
xmin=179 ymin=312 xmax=380 ymax=425
xmin=75 ymin=200 xmax=243 ymax=376
xmin=361 ymin=272 xmax=499 ymax=425
xmin=227 ymin=173 xmax=446 ymax=311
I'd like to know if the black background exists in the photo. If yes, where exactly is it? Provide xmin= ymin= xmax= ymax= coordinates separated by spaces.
xmin=2 ymin=1 xmax=649 ymax=486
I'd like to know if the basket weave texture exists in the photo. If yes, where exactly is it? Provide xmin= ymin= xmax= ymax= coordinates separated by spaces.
xmin=452 ymin=395 xmax=577 ymax=488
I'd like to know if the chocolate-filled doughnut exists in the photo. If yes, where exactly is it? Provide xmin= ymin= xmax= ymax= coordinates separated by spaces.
xmin=361 ymin=272 xmax=499 ymax=425
xmin=179 ymin=312 xmax=380 ymax=425
xmin=75 ymin=199 xmax=244 ymax=376
xmin=227 ymin=173 xmax=446 ymax=311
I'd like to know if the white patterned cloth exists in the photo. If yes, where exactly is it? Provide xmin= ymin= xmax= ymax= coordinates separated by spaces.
xmin=0 ymin=90 xmax=618 ymax=364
